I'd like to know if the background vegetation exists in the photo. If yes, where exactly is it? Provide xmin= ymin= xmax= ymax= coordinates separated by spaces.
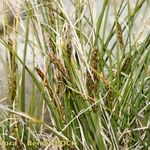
xmin=0 ymin=0 xmax=150 ymax=149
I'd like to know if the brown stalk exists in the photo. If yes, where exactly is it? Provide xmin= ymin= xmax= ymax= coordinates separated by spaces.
xmin=48 ymin=52 xmax=68 ymax=79
xmin=86 ymin=48 xmax=99 ymax=102
xmin=35 ymin=66 xmax=64 ymax=119
xmin=66 ymin=26 xmax=73 ymax=61
xmin=8 ymin=39 xmax=17 ymax=105
xmin=117 ymin=21 xmax=124 ymax=49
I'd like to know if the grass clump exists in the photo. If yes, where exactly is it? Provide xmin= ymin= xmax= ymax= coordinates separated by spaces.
xmin=0 ymin=0 xmax=149 ymax=149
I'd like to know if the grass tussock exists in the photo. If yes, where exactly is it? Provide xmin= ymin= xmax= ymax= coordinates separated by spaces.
xmin=0 ymin=0 xmax=150 ymax=149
